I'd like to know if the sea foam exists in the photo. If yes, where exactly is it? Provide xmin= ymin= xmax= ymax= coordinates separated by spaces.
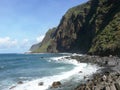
xmin=10 ymin=55 xmax=99 ymax=90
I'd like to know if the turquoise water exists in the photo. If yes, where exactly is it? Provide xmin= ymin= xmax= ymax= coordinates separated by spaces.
xmin=0 ymin=53 xmax=75 ymax=90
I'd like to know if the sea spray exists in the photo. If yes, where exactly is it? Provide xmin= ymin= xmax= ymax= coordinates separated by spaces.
xmin=11 ymin=54 xmax=99 ymax=90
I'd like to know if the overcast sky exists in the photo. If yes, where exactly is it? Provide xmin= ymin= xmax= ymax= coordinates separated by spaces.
xmin=0 ymin=0 xmax=88 ymax=53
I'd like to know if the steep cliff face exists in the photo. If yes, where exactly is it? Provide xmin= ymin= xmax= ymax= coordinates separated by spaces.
xmin=54 ymin=0 xmax=95 ymax=53
xmin=30 ymin=43 xmax=41 ymax=52
xmin=30 ymin=27 xmax=57 ymax=53
xmin=30 ymin=0 xmax=120 ymax=56
xmin=89 ymin=0 xmax=120 ymax=56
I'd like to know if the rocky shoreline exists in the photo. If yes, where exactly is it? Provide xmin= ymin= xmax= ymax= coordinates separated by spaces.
xmin=9 ymin=55 xmax=120 ymax=90
xmin=47 ymin=55 xmax=120 ymax=90
xmin=70 ymin=55 xmax=120 ymax=90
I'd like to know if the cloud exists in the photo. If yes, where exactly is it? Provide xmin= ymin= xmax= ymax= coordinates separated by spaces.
xmin=0 ymin=37 xmax=31 ymax=49
xmin=36 ymin=35 xmax=44 ymax=42
xmin=0 ymin=36 xmax=45 ymax=52
xmin=22 ymin=39 xmax=29 ymax=45
xmin=19 ymin=39 xmax=31 ymax=48
xmin=0 ymin=37 xmax=18 ymax=49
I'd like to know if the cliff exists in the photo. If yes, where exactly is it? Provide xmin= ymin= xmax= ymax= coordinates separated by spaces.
xmin=31 ymin=27 xmax=57 ymax=53
xmin=30 ymin=0 xmax=120 ymax=56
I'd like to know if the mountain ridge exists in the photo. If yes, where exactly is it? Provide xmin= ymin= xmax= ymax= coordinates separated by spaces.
xmin=30 ymin=0 xmax=120 ymax=56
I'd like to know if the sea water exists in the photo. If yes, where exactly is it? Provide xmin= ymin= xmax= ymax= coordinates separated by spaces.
xmin=0 ymin=53 xmax=99 ymax=90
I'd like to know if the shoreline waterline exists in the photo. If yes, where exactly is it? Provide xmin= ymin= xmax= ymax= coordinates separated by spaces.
xmin=9 ymin=54 xmax=100 ymax=90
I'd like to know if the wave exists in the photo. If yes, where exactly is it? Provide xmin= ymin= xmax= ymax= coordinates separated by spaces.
xmin=72 ymin=53 xmax=83 ymax=56
xmin=9 ymin=54 xmax=99 ymax=90
xmin=49 ymin=55 xmax=79 ymax=65
xmin=0 ymin=66 xmax=5 ymax=69
xmin=11 ymin=64 xmax=98 ymax=90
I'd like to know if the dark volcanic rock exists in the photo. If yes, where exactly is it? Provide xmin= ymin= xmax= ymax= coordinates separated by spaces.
xmin=51 ymin=81 xmax=61 ymax=88
xmin=9 ymin=86 xmax=16 ymax=89
xmin=38 ymin=82 xmax=44 ymax=86
xmin=71 ymin=55 xmax=120 ymax=90
xmin=115 ymin=83 xmax=120 ymax=90
xmin=17 ymin=81 xmax=23 ymax=84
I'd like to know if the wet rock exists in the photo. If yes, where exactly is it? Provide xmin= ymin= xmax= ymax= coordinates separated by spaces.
xmin=51 ymin=81 xmax=61 ymax=88
xmin=116 ymin=73 xmax=120 ymax=77
xmin=79 ymin=71 xmax=83 ymax=73
xmin=71 ymin=55 xmax=120 ymax=90
xmin=105 ymin=61 xmax=108 ymax=65
xmin=84 ymin=75 xmax=88 ymax=79
xmin=105 ymin=86 xmax=110 ymax=90
xmin=85 ymin=85 xmax=90 ymax=90
xmin=107 ymin=75 xmax=112 ymax=83
xmin=17 ymin=81 xmax=23 ymax=84
xmin=115 ymin=83 xmax=120 ymax=90
xmin=102 ymin=75 xmax=107 ymax=81
xmin=110 ymin=83 xmax=116 ymax=90
xmin=38 ymin=82 xmax=44 ymax=86
xmin=9 ymin=86 xmax=16 ymax=89
xmin=105 ymin=71 xmax=110 ymax=76
xmin=76 ymin=84 xmax=85 ymax=90
xmin=107 ymin=61 xmax=117 ymax=66
xmin=94 ymin=86 xmax=100 ymax=90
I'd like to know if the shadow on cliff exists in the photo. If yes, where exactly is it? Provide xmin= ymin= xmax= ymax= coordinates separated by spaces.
xmin=75 ymin=0 xmax=99 ymax=53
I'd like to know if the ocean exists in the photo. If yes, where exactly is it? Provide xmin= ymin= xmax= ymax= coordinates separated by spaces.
xmin=0 ymin=53 xmax=99 ymax=90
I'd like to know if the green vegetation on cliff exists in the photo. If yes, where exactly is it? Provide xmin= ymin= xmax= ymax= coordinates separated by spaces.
xmin=88 ymin=0 xmax=120 ymax=56
xmin=31 ymin=27 xmax=57 ymax=53
xmin=30 ymin=0 xmax=120 ymax=56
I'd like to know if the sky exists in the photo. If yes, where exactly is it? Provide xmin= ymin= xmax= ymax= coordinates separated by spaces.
xmin=0 ymin=0 xmax=88 ymax=53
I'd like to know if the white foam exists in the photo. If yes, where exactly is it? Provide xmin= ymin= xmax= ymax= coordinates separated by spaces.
xmin=72 ymin=53 xmax=83 ymax=56
xmin=49 ymin=55 xmax=79 ymax=65
xmin=10 ymin=55 xmax=99 ymax=90
xmin=11 ymin=63 xmax=99 ymax=90
xmin=50 ymin=56 xmax=68 ymax=61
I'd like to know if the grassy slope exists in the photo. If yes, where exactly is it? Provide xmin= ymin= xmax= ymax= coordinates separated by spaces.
xmin=31 ymin=28 xmax=57 ymax=53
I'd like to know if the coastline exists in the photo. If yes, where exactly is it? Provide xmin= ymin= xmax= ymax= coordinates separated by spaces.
xmin=70 ymin=55 xmax=120 ymax=90
xmin=8 ymin=54 xmax=120 ymax=90
xmin=9 ymin=53 xmax=99 ymax=90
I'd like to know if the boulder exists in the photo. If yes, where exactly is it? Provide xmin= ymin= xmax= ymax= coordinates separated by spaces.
xmin=110 ymin=83 xmax=116 ymax=90
xmin=94 ymin=86 xmax=100 ymax=90
xmin=105 ymin=86 xmax=110 ymax=90
xmin=79 ymin=71 xmax=83 ymax=73
xmin=85 ymin=85 xmax=91 ymax=90
xmin=102 ymin=75 xmax=107 ymax=81
xmin=115 ymin=83 xmax=120 ymax=90
xmin=9 ymin=86 xmax=16 ymax=89
xmin=17 ymin=81 xmax=23 ymax=84
xmin=51 ymin=81 xmax=61 ymax=88
xmin=38 ymin=82 xmax=44 ymax=86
